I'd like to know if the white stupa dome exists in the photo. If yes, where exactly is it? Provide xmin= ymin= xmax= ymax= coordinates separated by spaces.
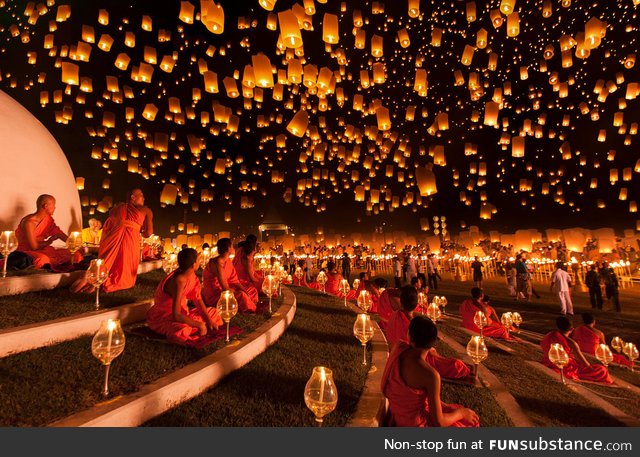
xmin=0 ymin=90 xmax=82 ymax=234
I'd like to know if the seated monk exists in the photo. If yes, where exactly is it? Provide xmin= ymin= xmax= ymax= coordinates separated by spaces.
xmin=386 ymin=287 xmax=471 ymax=380
xmin=72 ymin=189 xmax=153 ymax=293
xmin=381 ymin=315 xmax=480 ymax=427
xmin=460 ymin=287 xmax=511 ymax=339
xmin=203 ymin=238 xmax=258 ymax=312
xmin=541 ymin=316 xmax=613 ymax=384
xmin=15 ymin=194 xmax=82 ymax=270
xmin=81 ymin=218 xmax=102 ymax=248
xmin=378 ymin=286 xmax=401 ymax=324
xmin=572 ymin=313 xmax=630 ymax=367
xmin=232 ymin=236 xmax=264 ymax=291
xmin=323 ymin=261 xmax=357 ymax=300
xmin=147 ymin=248 xmax=222 ymax=345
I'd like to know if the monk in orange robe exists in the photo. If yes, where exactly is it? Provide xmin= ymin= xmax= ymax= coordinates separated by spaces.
xmin=386 ymin=287 xmax=471 ymax=380
xmin=232 ymin=236 xmax=264 ymax=291
xmin=147 ymin=248 xmax=222 ymax=345
xmin=541 ymin=316 xmax=613 ymax=384
xmin=203 ymin=238 xmax=258 ymax=312
xmin=381 ymin=315 xmax=480 ymax=427
xmin=460 ymin=287 xmax=511 ymax=339
xmin=15 ymin=194 xmax=81 ymax=270
xmin=571 ymin=313 xmax=630 ymax=367
xmin=378 ymin=287 xmax=402 ymax=324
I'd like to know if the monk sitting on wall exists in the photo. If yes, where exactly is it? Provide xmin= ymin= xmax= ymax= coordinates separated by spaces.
xmin=233 ymin=235 xmax=264 ymax=291
xmin=203 ymin=238 xmax=258 ymax=312
xmin=386 ymin=286 xmax=471 ymax=380
xmin=147 ymin=248 xmax=222 ymax=345
xmin=541 ymin=316 xmax=613 ymax=384
xmin=460 ymin=287 xmax=512 ymax=339
xmin=381 ymin=315 xmax=480 ymax=427
xmin=15 ymin=194 xmax=81 ymax=270
xmin=571 ymin=313 xmax=630 ymax=367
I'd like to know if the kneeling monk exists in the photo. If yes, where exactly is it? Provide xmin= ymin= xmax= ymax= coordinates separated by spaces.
xmin=386 ymin=286 xmax=470 ymax=380
xmin=147 ymin=248 xmax=222 ymax=344
xmin=203 ymin=238 xmax=258 ymax=312
xmin=381 ymin=315 xmax=480 ymax=427
xmin=571 ymin=313 xmax=630 ymax=367
xmin=460 ymin=287 xmax=511 ymax=339
xmin=15 ymin=194 xmax=81 ymax=270
xmin=541 ymin=316 xmax=612 ymax=384
xmin=232 ymin=236 xmax=264 ymax=291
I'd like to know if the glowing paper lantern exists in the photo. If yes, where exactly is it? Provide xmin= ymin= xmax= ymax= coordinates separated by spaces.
xmin=287 ymin=109 xmax=309 ymax=137
xmin=278 ymin=10 xmax=303 ymax=48
xmin=322 ymin=13 xmax=339 ymax=44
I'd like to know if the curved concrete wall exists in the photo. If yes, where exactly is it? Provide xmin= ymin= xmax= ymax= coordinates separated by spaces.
xmin=0 ymin=90 xmax=82 ymax=233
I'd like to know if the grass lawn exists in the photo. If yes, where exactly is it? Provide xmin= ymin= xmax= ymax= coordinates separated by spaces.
xmin=0 ymin=270 xmax=165 ymax=329
xmin=437 ymin=320 xmax=627 ymax=426
xmin=145 ymin=286 xmax=372 ymax=427
xmin=434 ymin=341 xmax=513 ymax=427
xmin=0 ymin=310 xmax=270 ymax=426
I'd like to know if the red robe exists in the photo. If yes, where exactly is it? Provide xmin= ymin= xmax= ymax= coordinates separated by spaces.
xmin=386 ymin=310 xmax=470 ymax=380
xmin=540 ymin=330 xmax=613 ymax=383
xmin=381 ymin=342 xmax=479 ymax=427
xmin=147 ymin=271 xmax=222 ymax=344
xmin=378 ymin=288 xmax=400 ymax=323
xmin=203 ymin=257 xmax=258 ymax=312
xmin=232 ymin=246 xmax=264 ymax=291
xmin=15 ymin=214 xmax=80 ymax=269
xmin=460 ymin=299 xmax=511 ymax=339
xmin=99 ymin=203 xmax=147 ymax=293
xmin=571 ymin=325 xmax=631 ymax=367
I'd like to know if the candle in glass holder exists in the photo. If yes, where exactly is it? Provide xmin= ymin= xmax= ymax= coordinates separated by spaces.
xmin=217 ymin=290 xmax=238 ymax=342
xmin=353 ymin=313 xmax=375 ymax=365
xmin=262 ymin=274 xmax=277 ymax=314
xmin=1 ymin=230 xmax=18 ymax=278
xmin=548 ymin=343 xmax=570 ymax=383
xmin=357 ymin=289 xmax=372 ymax=313
xmin=86 ymin=258 xmax=108 ymax=309
xmin=427 ymin=302 xmax=441 ymax=322
xmin=595 ymin=343 xmax=613 ymax=367
xmin=473 ymin=310 xmax=488 ymax=337
xmin=623 ymin=342 xmax=638 ymax=371
xmin=611 ymin=336 xmax=624 ymax=353
xmin=304 ymin=366 xmax=338 ymax=426
xmin=91 ymin=319 xmax=125 ymax=397
xmin=339 ymin=279 xmax=350 ymax=306
xmin=352 ymin=278 xmax=360 ymax=290
xmin=466 ymin=335 xmax=488 ymax=378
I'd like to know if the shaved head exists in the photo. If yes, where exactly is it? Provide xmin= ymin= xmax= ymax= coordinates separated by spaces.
xmin=36 ymin=194 xmax=55 ymax=209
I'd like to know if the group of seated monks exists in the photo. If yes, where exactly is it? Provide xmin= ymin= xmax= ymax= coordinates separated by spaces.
xmin=7 ymin=191 xmax=156 ymax=296
xmin=146 ymin=236 xmax=270 ymax=344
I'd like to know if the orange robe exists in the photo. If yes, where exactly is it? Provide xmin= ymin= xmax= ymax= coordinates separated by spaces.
xmin=460 ymin=299 xmax=511 ymax=339
xmin=147 ymin=271 xmax=222 ymax=345
xmin=381 ymin=342 xmax=479 ymax=427
xmin=386 ymin=310 xmax=470 ymax=380
xmin=98 ymin=203 xmax=146 ymax=293
xmin=571 ymin=325 xmax=630 ymax=367
xmin=378 ymin=288 xmax=400 ymax=323
xmin=232 ymin=246 xmax=264 ymax=291
xmin=203 ymin=257 xmax=258 ymax=312
xmin=15 ymin=214 xmax=80 ymax=269
xmin=540 ymin=330 xmax=613 ymax=383
xmin=324 ymin=271 xmax=344 ymax=296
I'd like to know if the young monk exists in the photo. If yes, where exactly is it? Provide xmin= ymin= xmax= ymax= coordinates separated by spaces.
xmin=381 ymin=315 xmax=480 ymax=427
xmin=541 ymin=316 xmax=613 ymax=383
xmin=386 ymin=287 xmax=471 ymax=380
xmin=232 ymin=236 xmax=264 ymax=291
xmin=460 ymin=287 xmax=511 ymax=339
xmin=378 ymin=286 xmax=402 ymax=324
xmin=571 ymin=313 xmax=630 ymax=367
xmin=15 ymin=194 xmax=82 ymax=270
xmin=203 ymin=238 xmax=258 ymax=312
xmin=147 ymin=248 xmax=222 ymax=345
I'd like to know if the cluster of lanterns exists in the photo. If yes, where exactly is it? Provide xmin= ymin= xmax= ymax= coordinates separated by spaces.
xmin=1 ymin=0 xmax=638 ymax=230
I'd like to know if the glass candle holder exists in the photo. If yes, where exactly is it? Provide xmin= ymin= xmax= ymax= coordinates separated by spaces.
xmin=304 ymin=366 xmax=338 ymax=426
xmin=548 ymin=343 xmax=570 ymax=384
xmin=466 ymin=335 xmax=488 ymax=378
xmin=473 ymin=310 xmax=488 ymax=338
xmin=91 ymin=319 xmax=125 ymax=397
xmin=86 ymin=258 xmax=109 ymax=309
xmin=1 ymin=230 xmax=18 ymax=278
xmin=356 ymin=289 xmax=372 ymax=313
xmin=595 ymin=343 xmax=613 ymax=367
xmin=353 ymin=313 xmax=375 ymax=365
xmin=217 ymin=290 xmax=238 ymax=342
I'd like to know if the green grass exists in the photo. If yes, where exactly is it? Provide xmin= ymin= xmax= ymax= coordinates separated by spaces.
xmin=437 ymin=321 xmax=626 ymax=427
xmin=0 ymin=311 xmax=270 ymax=426
xmin=145 ymin=286 xmax=372 ymax=427
xmin=434 ymin=341 xmax=513 ymax=427
xmin=0 ymin=270 xmax=165 ymax=329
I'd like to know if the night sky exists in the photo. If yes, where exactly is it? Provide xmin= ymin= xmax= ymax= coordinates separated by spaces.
xmin=1 ymin=0 xmax=639 ymax=236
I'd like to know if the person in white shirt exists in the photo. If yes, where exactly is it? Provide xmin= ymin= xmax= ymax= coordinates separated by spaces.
xmin=305 ymin=255 xmax=314 ymax=282
xmin=550 ymin=262 xmax=573 ymax=315
xmin=406 ymin=255 xmax=417 ymax=283
xmin=393 ymin=256 xmax=402 ymax=288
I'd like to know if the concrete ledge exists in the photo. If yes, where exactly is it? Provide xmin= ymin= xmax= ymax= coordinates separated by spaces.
xmin=0 ymin=300 xmax=153 ymax=358
xmin=0 ymin=260 xmax=162 ymax=296
xmin=526 ymin=360 xmax=640 ymax=427
xmin=50 ymin=287 xmax=297 ymax=427
xmin=438 ymin=331 xmax=534 ymax=427
xmin=347 ymin=321 xmax=389 ymax=427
